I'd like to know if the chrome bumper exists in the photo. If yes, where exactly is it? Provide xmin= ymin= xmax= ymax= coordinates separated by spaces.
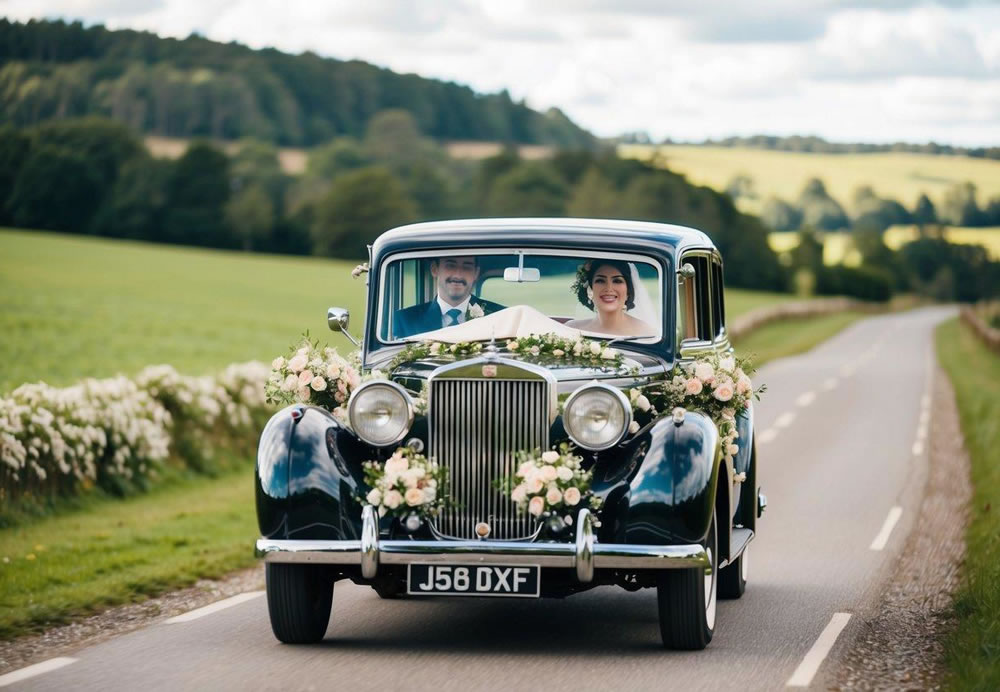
xmin=255 ymin=507 xmax=709 ymax=584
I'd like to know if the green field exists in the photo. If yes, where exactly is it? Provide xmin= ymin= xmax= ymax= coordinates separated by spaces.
xmin=620 ymin=144 xmax=1000 ymax=216
xmin=937 ymin=319 xmax=1000 ymax=689
xmin=0 ymin=229 xmax=801 ymax=393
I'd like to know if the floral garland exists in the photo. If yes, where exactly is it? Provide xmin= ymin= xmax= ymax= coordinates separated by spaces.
xmin=505 ymin=333 xmax=629 ymax=370
xmin=264 ymin=336 xmax=364 ymax=420
xmin=496 ymin=443 xmax=602 ymax=530
xmin=387 ymin=340 xmax=485 ymax=372
xmin=362 ymin=446 xmax=448 ymax=519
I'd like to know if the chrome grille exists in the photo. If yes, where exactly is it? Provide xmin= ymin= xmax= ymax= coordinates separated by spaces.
xmin=430 ymin=377 xmax=549 ymax=539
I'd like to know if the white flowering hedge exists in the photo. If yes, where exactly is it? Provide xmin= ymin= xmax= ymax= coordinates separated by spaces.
xmin=0 ymin=362 xmax=271 ymax=502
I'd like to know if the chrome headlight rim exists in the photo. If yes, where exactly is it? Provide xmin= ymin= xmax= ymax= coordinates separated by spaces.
xmin=347 ymin=380 xmax=414 ymax=448
xmin=563 ymin=383 xmax=632 ymax=452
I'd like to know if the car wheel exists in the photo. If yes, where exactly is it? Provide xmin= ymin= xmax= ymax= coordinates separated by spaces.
xmin=718 ymin=542 xmax=748 ymax=599
xmin=266 ymin=563 xmax=333 ymax=644
xmin=657 ymin=508 xmax=717 ymax=650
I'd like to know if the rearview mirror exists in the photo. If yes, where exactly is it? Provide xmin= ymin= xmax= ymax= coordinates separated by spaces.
xmin=327 ymin=307 xmax=360 ymax=347
xmin=503 ymin=266 xmax=540 ymax=282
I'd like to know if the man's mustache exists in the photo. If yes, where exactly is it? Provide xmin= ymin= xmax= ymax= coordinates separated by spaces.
xmin=445 ymin=278 xmax=467 ymax=286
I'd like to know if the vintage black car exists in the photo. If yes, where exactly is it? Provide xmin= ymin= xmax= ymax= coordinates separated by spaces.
xmin=255 ymin=218 xmax=764 ymax=650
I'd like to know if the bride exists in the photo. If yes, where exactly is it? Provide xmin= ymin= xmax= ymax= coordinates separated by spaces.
xmin=565 ymin=260 xmax=657 ymax=337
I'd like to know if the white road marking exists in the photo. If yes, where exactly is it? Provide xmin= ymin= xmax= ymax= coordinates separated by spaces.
xmin=912 ymin=441 xmax=924 ymax=456
xmin=774 ymin=412 xmax=796 ymax=429
xmin=919 ymin=409 xmax=930 ymax=425
xmin=921 ymin=394 xmax=931 ymax=408
xmin=869 ymin=506 xmax=903 ymax=551
xmin=796 ymin=391 xmax=816 ymax=407
xmin=0 ymin=658 xmax=77 ymax=687
xmin=757 ymin=428 xmax=778 ymax=444
xmin=165 ymin=591 xmax=264 ymax=624
xmin=823 ymin=378 xmax=838 ymax=391
xmin=916 ymin=425 xmax=928 ymax=441
xmin=786 ymin=613 xmax=852 ymax=688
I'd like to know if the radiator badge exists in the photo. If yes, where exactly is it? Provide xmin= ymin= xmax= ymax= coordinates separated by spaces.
xmin=482 ymin=364 xmax=498 ymax=378
xmin=475 ymin=522 xmax=492 ymax=538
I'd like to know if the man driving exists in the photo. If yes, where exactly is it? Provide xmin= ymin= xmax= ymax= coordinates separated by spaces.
xmin=393 ymin=256 xmax=504 ymax=338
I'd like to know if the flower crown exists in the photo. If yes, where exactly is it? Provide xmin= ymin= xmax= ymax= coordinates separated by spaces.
xmin=570 ymin=261 xmax=593 ymax=307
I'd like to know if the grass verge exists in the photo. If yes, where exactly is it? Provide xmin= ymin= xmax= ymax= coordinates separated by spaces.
xmin=732 ymin=310 xmax=865 ymax=366
xmin=0 ymin=458 xmax=256 ymax=640
xmin=937 ymin=318 xmax=1000 ymax=690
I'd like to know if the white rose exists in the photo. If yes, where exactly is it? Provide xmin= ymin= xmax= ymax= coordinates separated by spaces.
xmin=281 ymin=374 xmax=297 ymax=392
xmin=553 ymin=349 xmax=564 ymax=357
xmin=402 ymin=470 xmax=420 ymax=489
xmin=590 ymin=341 xmax=602 ymax=355
xmin=511 ymin=484 xmax=527 ymax=504
xmin=563 ymin=487 xmax=582 ymax=506
xmin=684 ymin=378 xmax=703 ymax=395
xmin=601 ymin=347 xmax=616 ymax=360
xmin=383 ymin=490 xmax=403 ymax=509
xmin=468 ymin=304 xmax=485 ymax=318
xmin=540 ymin=465 xmax=558 ymax=482
xmin=628 ymin=420 xmax=640 ymax=434
xmin=636 ymin=395 xmax=651 ymax=411
xmin=422 ymin=486 xmax=437 ymax=503
xmin=326 ymin=364 xmax=341 ymax=379
xmin=405 ymin=487 xmax=425 ymax=506
xmin=573 ymin=341 xmax=584 ymax=355
xmin=296 ymin=386 xmax=310 ymax=402
xmin=719 ymin=355 xmax=736 ymax=372
xmin=546 ymin=487 xmax=562 ymax=505
xmin=385 ymin=457 xmax=409 ymax=475
xmin=527 ymin=477 xmax=544 ymax=494
xmin=541 ymin=450 xmax=560 ymax=464
xmin=713 ymin=380 xmax=735 ymax=402
xmin=518 ymin=461 xmax=537 ymax=477
xmin=310 ymin=376 xmax=327 ymax=391
xmin=530 ymin=345 xmax=541 ymax=355
xmin=288 ymin=354 xmax=308 ymax=373
xmin=271 ymin=356 xmax=286 ymax=370
xmin=528 ymin=496 xmax=545 ymax=516
xmin=694 ymin=362 xmax=714 ymax=382
xmin=508 ymin=340 xmax=519 ymax=351
xmin=366 ymin=488 xmax=382 ymax=506
xmin=557 ymin=466 xmax=574 ymax=481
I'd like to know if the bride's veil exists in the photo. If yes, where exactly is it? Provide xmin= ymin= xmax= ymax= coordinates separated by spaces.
xmin=627 ymin=262 xmax=658 ymax=333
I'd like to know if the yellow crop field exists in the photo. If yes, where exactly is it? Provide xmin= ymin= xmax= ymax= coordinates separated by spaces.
xmin=620 ymin=144 xmax=1000 ymax=215
xmin=768 ymin=226 xmax=1000 ymax=264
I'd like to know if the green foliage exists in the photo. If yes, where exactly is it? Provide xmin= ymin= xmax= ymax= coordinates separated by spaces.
xmin=0 ymin=125 xmax=30 ymax=224
xmin=797 ymin=178 xmax=849 ymax=231
xmin=305 ymin=137 xmax=370 ymax=180
xmin=760 ymin=196 xmax=802 ymax=231
xmin=310 ymin=166 xmax=416 ymax=259
xmin=816 ymin=264 xmax=894 ymax=302
xmin=162 ymin=141 xmax=231 ymax=247
xmin=90 ymin=154 xmax=171 ymax=240
xmin=7 ymin=144 xmax=104 ymax=231
xmin=225 ymin=182 xmax=275 ymax=251
xmin=566 ymin=166 xmax=619 ymax=217
xmin=937 ymin=319 xmax=1000 ymax=690
xmin=941 ymin=182 xmax=987 ymax=227
xmin=731 ymin=311 xmax=865 ymax=366
xmin=912 ymin=193 xmax=938 ymax=227
xmin=898 ymin=238 xmax=999 ymax=302
xmin=486 ymin=162 xmax=568 ymax=216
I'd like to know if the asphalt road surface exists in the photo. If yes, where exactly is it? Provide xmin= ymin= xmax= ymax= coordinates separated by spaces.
xmin=7 ymin=307 xmax=955 ymax=691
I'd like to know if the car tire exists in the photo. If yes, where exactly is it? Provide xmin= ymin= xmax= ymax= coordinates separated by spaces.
xmin=266 ymin=563 xmax=333 ymax=644
xmin=718 ymin=543 xmax=748 ymax=599
xmin=657 ymin=509 xmax=717 ymax=650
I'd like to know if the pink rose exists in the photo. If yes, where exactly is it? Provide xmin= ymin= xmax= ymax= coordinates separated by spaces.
xmin=405 ymin=488 xmax=424 ymax=506
xmin=713 ymin=379 xmax=734 ymax=402
xmin=563 ymin=487 xmax=582 ymax=506
xmin=736 ymin=374 xmax=752 ymax=395
xmin=288 ymin=354 xmax=308 ymax=373
xmin=684 ymin=378 xmax=703 ymax=395
xmin=546 ymin=487 xmax=562 ymax=505
xmin=297 ymin=370 xmax=313 ymax=386
xmin=310 ymin=376 xmax=327 ymax=391
xmin=528 ymin=496 xmax=545 ymax=516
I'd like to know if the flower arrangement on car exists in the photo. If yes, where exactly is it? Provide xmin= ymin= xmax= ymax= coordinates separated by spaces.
xmin=362 ymin=446 xmax=449 ymax=519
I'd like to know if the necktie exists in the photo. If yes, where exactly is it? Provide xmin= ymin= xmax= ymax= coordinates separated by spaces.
xmin=444 ymin=308 xmax=462 ymax=327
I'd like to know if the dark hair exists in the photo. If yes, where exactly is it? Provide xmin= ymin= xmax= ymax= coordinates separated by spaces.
xmin=574 ymin=260 xmax=635 ymax=310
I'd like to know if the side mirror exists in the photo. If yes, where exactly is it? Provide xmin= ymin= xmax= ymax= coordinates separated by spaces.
xmin=677 ymin=263 xmax=696 ymax=279
xmin=327 ymin=307 xmax=360 ymax=347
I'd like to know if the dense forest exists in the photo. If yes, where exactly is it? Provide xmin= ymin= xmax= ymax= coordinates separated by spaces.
xmin=0 ymin=18 xmax=595 ymax=148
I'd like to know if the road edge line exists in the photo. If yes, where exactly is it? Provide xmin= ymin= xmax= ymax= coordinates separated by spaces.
xmin=0 ymin=657 xmax=77 ymax=688
xmin=165 ymin=591 xmax=264 ymax=624
xmin=786 ymin=613 xmax=852 ymax=688
xmin=870 ymin=506 xmax=904 ymax=551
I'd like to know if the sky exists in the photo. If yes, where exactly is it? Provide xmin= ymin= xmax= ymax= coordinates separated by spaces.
xmin=5 ymin=0 xmax=1000 ymax=146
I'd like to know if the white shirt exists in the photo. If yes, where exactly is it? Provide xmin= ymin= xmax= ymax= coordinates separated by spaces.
xmin=437 ymin=295 xmax=471 ymax=327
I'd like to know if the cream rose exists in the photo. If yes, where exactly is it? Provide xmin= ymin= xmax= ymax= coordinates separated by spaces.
xmin=383 ymin=489 xmax=403 ymax=509
xmin=296 ymin=386 xmax=310 ymax=401
xmin=422 ymin=486 xmax=437 ymax=503
xmin=404 ymin=487 xmax=424 ymax=506
xmin=271 ymin=356 xmax=286 ymax=370
xmin=601 ymin=347 xmax=616 ymax=360
xmin=518 ymin=460 xmax=537 ymax=477
xmin=288 ymin=354 xmax=308 ymax=373
xmin=719 ymin=355 xmax=736 ymax=372
xmin=528 ymin=496 xmax=545 ymax=516
xmin=557 ymin=466 xmax=574 ymax=481
xmin=737 ymin=374 xmax=752 ymax=395
xmin=507 ymin=340 xmax=519 ymax=351
xmin=326 ymin=364 xmax=341 ymax=379
xmin=713 ymin=380 xmax=735 ymax=402
xmin=297 ymin=370 xmax=313 ymax=386
xmin=636 ymin=394 xmax=651 ymax=411
xmin=684 ymin=378 xmax=703 ymax=395
xmin=552 ymin=349 xmax=565 ymax=357
xmin=628 ymin=420 xmax=640 ymax=434
xmin=385 ymin=457 xmax=409 ymax=475
xmin=281 ymin=374 xmax=297 ymax=392
xmin=546 ymin=487 xmax=562 ymax=505
xmin=527 ymin=477 xmax=544 ymax=494
xmin=366 ymin=488 xmax=382 ymax=506
xmin=511 ymin=484 xmax=527 ymax=504
xmin=563 ymin=487 xmax=582 ymax=506
xmin=694 ymin=362 xmax=714 ymax=382
xmin=310 ymin=376 xmax=327 ymax=391
xmin=540 ymin=465 xmax=558 ymax=482
xmin=728 ymin=443 xmax=739 ymax=456
xmin=541 ymin=450 xmax=560 ymax=464
xmin=590 ymin=341 xmax=602 ymax=355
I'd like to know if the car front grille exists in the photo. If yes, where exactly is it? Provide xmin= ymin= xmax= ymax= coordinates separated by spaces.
xmin=429 ymin=376 xmax=549 ymax=540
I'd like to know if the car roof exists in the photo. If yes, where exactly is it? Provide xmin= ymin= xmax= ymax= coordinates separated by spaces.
xmin=373 ymin=218 xmax=714 ymax=254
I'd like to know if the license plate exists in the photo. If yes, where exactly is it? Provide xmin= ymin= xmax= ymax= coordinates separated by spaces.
xmin=406 ymin=563 xmax=540 ymax=597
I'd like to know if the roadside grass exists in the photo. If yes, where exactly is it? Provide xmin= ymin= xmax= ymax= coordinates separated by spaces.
xmin=0 ymin=458 xmax=257 ymax=640
xmin=731 ymin=311 xmax=865 ymax=367
xmin=0 ymin=228 xmax=795 ymax=392
xmin=936 ymin=318 xmax=1000 ymax=690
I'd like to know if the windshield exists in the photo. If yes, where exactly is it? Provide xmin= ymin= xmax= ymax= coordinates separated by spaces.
xmin=376 ymin=250 xmax=663 ymax=343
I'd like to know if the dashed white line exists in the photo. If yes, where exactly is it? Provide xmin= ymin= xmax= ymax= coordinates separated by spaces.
xmin=757 ymin=428 xmax=778 ymax=444
xmin=786 ymin=613 xmax=852 ymax=688
xmin=869 ymin=506 xmax=903 ymax=551
xmin=916 ymin=425 xmax=928 ymax=441
xmin=796 ymin=391 xmax=816 ymax=407
xmin=0 ymin=658 xmax=77 ymax=687
xmin=921 ymin=394 xmax=931 ymax=408
xmin=912 ymin=441 xmax=925 ymax=456
xmin=165 ymin=591 xmax=264 ymax=624
xmin=822 ymin=378 xmax=838 ymax=391
xmin=919 ymin=409 xmax=930 ymax=425
xmin=774 ymin=412 xmax=796 ymax=429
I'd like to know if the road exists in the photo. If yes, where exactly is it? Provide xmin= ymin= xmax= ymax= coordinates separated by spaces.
xmin=6 ymin=307 xmax=955 ymax=691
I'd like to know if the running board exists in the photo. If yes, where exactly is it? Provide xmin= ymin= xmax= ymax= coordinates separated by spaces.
xmin=719 ymin=528 xmax=754 ymax=569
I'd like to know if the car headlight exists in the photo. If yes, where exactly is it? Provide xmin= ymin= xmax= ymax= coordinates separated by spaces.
xmin=563 ymin=383 xmax=631 ymax=451
xmin=347 ymin=381 xmax=414 ymax=447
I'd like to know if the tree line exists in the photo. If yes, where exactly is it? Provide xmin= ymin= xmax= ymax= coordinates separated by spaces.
xmin=0 ymin=18 xmax=594 ymax=148
xmin=698 ymin=135 xmax=1000 ymax=161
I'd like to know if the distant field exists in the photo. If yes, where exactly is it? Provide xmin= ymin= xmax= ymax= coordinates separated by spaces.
xmin=620 ymin=144 xmax=1000 ymax=215
xmin=0 ymin=229 xmax=796 ymax=393
xmin=769 ymin=226 xmax=1000 ymax=265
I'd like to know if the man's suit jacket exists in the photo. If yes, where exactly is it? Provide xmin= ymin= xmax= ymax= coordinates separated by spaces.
xmin=392 ymin=296 xmax=505 ymax=339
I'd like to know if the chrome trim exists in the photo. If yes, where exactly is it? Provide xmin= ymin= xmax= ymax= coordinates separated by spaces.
xmin=255 ymin=538 xmax=710 ymax=573
xmin=347 ymin=380 xmax=414 ymax=448
xmin=427 ymin=519 xmax=543 ymax=543
xmin=575 ymin=508 xmax=595 ymax=583
xmin=360 ymin=505 xmax=379 ymax=578
xmin=562 ymin=383 xmax=632 ymax=451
